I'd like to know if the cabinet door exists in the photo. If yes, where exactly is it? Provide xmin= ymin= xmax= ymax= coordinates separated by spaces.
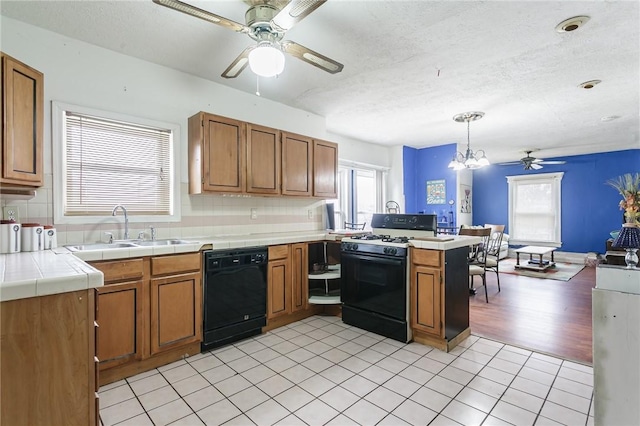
xmin=150 ymin=271 xmax=202 ymax=355
xmin=281 ymin=132 xmax=313 ymax=196
xmin=1 ymin=53 xmax=43 ymax=186
xmin=247 ymin=123 xmax=280 ymax=194
xmin=411 ymin=265 xmax=443 ymax=337
xmin=96 ymin=280 xmax=144 ymax=370
xmin=291 ymin=243 xmax=308 ymax=313
xmin=202 ymin=114 xmax=245 ymax=193
xmin=313 ymin=140 xmax=338 ymax=198
xmin=268 ymin=258 xmax=291 ymax=319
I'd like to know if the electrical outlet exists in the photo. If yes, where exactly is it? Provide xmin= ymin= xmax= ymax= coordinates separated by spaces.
xmin=250 ymin=208 xmax=258 ymax=220
xmin=3 ymin=206 xmax=19 ymax=222
xmin=308 ymin=209 xmax=314 ymax=219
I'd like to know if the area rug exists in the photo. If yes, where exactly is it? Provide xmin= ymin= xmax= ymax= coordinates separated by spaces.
xmin=498 ymin=257 xmax=585 ymax=281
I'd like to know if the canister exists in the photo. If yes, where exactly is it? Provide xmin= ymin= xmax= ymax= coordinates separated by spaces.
xmin=21 ymin=223 xmax=44 ymax=252
xmin=44 ymin=225 xmax=58 ymax=250
xmin=0 ymin=220 xmax=21 ymax=253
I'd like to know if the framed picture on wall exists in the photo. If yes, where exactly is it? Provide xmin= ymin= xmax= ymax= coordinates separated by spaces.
xmin=460 ymin=184 xmax=472 ymax=213
xmin=426 ymin=179 xmax=446 ymax=204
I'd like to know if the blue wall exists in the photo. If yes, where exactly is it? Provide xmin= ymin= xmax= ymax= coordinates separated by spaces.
xmin=404 ymin=148 xmax=639 ymax=253
xmin=472 ymin=149 xmax=640 ymax=253
xmin=403 ymin=144 xmax=458 ymax=218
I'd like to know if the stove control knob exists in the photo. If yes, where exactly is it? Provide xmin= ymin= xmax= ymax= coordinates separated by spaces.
xmin=351 ymin=243 xmax=358 ymax=250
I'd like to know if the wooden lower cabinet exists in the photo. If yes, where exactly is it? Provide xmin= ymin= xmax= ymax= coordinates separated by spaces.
xmin=291 ymin=243 xmax=309 ymax=313
xmin=267 ymin=245 xmax=291 ymax=319
xmin=91 ymin=252 xmax=202 ymax=385
xmin=410 ymin=247 xmax=470 ymax=352
xmin=150 ymin=271 xmax=201 ymax=355
xmin=1 ymin=290 xmax=97 ymax=425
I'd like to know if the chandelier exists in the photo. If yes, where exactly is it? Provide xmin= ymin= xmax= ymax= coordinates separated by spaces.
xmin=447 ymin=111 xmax=490 ymax=170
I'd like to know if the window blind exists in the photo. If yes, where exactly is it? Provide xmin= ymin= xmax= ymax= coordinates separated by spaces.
xmin=64 ymin=112 xmax=172 ymax=216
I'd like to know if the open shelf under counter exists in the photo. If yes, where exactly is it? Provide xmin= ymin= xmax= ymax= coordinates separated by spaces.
xmin=308 ymin=264 xmax=341 ymax=280
xmin=308 ymin=289 xmax=341 ymax=305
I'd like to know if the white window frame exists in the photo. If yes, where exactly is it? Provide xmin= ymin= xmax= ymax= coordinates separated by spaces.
xmin=507 ymin=172 xmax=563 ymax=247
xmin=52 ymin=101 xmax=181 ymax=224
xmin=336 ymin=160 xmax=387 ymax=230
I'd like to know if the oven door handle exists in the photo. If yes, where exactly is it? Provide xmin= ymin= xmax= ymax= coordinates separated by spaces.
xmin=341 ymin=252 xmax=406 ymax=267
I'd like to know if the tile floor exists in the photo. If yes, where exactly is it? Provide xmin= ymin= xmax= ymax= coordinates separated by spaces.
xmin=99 ymin=316 xmax=595 ymax=426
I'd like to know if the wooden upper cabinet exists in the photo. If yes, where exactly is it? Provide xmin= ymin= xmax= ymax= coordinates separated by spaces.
xmin=313 ymin=140 xmax=338 ymax=198
xmin=246 ymin=124 xmax=280 ymax=195
xmin=188 ymin=112 xmax=245 ymax=194
xmin=282 ymin=132 xmax=313 ymax=196
xmin=1 ymin=53 xmax=44 ymax=187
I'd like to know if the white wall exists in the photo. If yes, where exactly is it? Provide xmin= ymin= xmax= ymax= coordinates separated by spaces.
xmin=0 ymin=16 xmax=392 ymax=244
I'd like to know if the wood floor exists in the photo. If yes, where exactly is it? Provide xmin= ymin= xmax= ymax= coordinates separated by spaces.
xmin=469 ymin=263 xmax=595 ymax=365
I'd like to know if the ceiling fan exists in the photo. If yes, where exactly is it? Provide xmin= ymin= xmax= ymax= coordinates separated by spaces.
xmin=152 ymin=0 xmax=344 ymax=78
xmin=500 ymin=150 xmax=567 ymax=170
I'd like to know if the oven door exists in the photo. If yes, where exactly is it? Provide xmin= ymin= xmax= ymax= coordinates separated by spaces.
xmin=340 ymin=251 xmax=407 ymax=320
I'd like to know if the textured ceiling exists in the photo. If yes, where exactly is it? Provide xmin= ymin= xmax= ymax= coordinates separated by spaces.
xmin=1 ymin=0 xmax=639 ymax=163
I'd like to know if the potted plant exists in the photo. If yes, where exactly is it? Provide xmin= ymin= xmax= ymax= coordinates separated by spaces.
xmin=607 ymin=173 xmax=640 ymax=225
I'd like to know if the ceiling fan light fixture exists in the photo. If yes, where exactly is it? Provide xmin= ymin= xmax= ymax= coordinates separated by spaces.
xmin=448 ymin=112 xmax=490 ymax=170
xmin=249 ymin=42 xmax=285 ymax=77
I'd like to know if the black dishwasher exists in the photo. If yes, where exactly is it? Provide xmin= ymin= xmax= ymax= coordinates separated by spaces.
xmin=202 ymin=247 xmax=268 ymax=351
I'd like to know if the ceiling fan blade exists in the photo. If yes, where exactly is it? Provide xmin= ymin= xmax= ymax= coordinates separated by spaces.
xmin=282 ymin=40 xmax=343 ymax=74
xmin=153 ymin=0 xmax=248 ymax=33
xmin=531 ymin=163 xmax=544 ymax=170
xmin=221 ymin=46 xmax=253 ymax=79
xmin=271 ymin=0 xmax=326 ymax=31
xmin=497 ymin=161 xmax=522 ymax=166
xmin=539 ymin=160 xmax=566 ymax=165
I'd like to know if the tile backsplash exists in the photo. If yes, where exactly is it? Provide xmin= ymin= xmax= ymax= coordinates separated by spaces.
xmin=1 ymin=174 xmax=326 ymax=246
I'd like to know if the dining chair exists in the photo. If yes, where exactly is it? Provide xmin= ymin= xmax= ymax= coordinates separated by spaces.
xmin=484 ymin=224 xmax=506 ymax=292
xmin=459 ymin=227 xmax=492 ymax=302
xmin=344 ymin=221 xmax=366 ymax=230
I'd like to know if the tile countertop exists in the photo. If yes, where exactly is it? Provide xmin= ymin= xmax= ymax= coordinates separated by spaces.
xmin=0 ymin=232 xmax=481 ymax=302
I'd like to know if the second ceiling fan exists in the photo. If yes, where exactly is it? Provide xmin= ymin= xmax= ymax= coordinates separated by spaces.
xmin=500 ymin=150 xmax=567 ymax=170
xmin=153 ymin=0 xmax=344 ymax=78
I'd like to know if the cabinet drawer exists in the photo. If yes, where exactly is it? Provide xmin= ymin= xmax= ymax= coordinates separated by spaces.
xmin=269 ymin=245 xmax=289 ymax=261
xmin=151 ymin=253 xmax=201 ymax=276
xmin=91 ymin=259 xmax=144 ymax=283
xmin=412 ymin=249 xmax=441 ymax=268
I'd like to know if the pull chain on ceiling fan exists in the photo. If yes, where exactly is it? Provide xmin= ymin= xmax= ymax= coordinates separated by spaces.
xmin=153 ymin=0 xmax=344 ymax=78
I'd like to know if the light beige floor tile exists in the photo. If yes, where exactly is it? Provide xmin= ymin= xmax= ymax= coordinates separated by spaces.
xmin=539 ymin=400 xmax=588 ymax=426
xmin=343 ymin=399 xmax=387 ymax=425
xmin=320 ymin=347 xmax=351 ymax=363
xmin=339 ymin=355 xmax=372 ymax=373
xmin=551 ymin=376 xmax=593 ymax=399
xmin=482 ymin=414 xmax=514 ymax=426
xmin=413 ymin=355 xmax=447 ymax=374
xmin=320 ymin=365 xmax=355 ymax=384
xmin=215 ymin=374 xmax=252 ymax=397
xmin=287 ymin=347 xmax=316 ymax=363
xmin=273 ymin=386 xmax=315 ymax=412
xmin=227 ymin=355 xmax=260 ymax=373
xmin=99 ymin=379 xmax=127 ymax=392
xmin=377 ymin=414 xmax=411 ymax=425
xmin=500 ymin=388 xmax=544 ymax=413
xmin=425 ymin=375 xmax=464 ymax=398
xmin=370 ymin=341 xmax=400 ymax=356
xmin=320 ymin=386 xmax=360 ymax=412
xmin=530 ymin=352 xmax=562 ymax=365
xmin=562 ymin=360 xmax=593 ymax=375
xmin=138 ymin=385 xmax=180 ymax=411
xmin=299 ymin=374 xmax=336 ymax=397
xmin=425 ymin=349 xmax=458 ymax=365
xmin=354 ymin=348 xmax=387 ymax=364
xmin=235 ymin=339 xmax=268 ymax=355
xmin=126 ymin=369 xmax=159 ymax=383
xmin=335 ymin=328 xmax=365 ymax=341
xmin=256 ymin=374 xmax=295 ymax=397
xmin=375 ymin=356 xmax=409 ymax=374
xmin=228 ymin=385 xmax=270 ymax=412
xmin=341 ymin=374 xmax=379 ymax=397
xmin=335 ymin=340 xmax=366 ymax=355
xmin=215 ymin=346 xmax=246 ymax=363
xmin=321 ymin=335 xmax=348 ymax=348
xmin=99 ymin=384 xmax=135 ymax=408
xmin=509 ymin=376 xmax=551 ymax=399
xmin=307 ymin=328 xmax=332 ymax=341
xmin=439 ymin=365 xmax=475 ymax=385
xmin=392 ymin=399 xmax=437 ymax=425
xmin=325 ymin=414 xmax=360 ymax=425
xmin=390 ymin=348 xmax=422 ymax=364
xmin=477 ymin=338 xmax=505 ymax=349
xmin=383 ymin=375 xmax=422 ymax=398
xmin=398 ymin=365 xmax=435 ymax=385
xmin=182 ymin=385 xmax=224 ymax=412
xmin=264 ymin=355 xmax=297 ymax=373
xmin=495 ymin=349 xmax=529 ymax=366
xmin=467 ymin=375 xmax=508 ymax=399
xmin=250 ymin=348 xmax=281 ymax=363
xmin=280 ymin=364 xmax=315 ymax=384
xmin=524 ymin=357 xmax=561 ymax=376
xmin=546 ymin=387 xmax=591 ymax=414
xmin=294 ymin=399 xmax=340 ymax=426
xmin=469 ymin=342 xmax=502 ymax=357
xmin=479 ymin=366 xmax=516 ymax=386
xmin=147 ymin=399 xmax=193 ymax=426
xmin=460 ymin=348 xmax=494 ymax=365
xmin=188 ymin=354 xmax=223 ymax=372
xmin=502 ymin=344 xmax=533 ymax=357
xmin=410 ymin=385 xmax=452 ymax=412
xmin=170 ymin=413 xmax=204 ymax=425
xmin=365 ymin=386 xmax=406 ymax=412
xmin=128 ymin=373 xmax=170 ymax=396
xmin=359 ymin=364 xmax=395 ymax=385
xmin=157 ymin=359 xmax=187 ymax=373
xmin=442 ymin=399 xmax=488 ymax=426
xmin=113 ymin=413 xmax=154 ymax=426
xmin=455 ymin=387 xmax=498 ymax=413
xmin=490 ymin=400 xmax=537 ymax=426
xmin=557 ymin=365 xmax=593 ymax=386
xmin=197 ymin=399 xmax=242 ymax=425
xmin=100 ymin=398 xmax=145 ymax=426
xmin=241 ymin=364 xmax=277 ymax=384
xmin=450 ymin=356 xmax=486 ymax=374
xmin=352 ymin=334 xmax=380 ymax=348
xmin=302 ymin=355 xmax=334 ymax=373
xmin=403 ymin=342 xmax=434 ymax=356
xmin=488 ymin=357 xmax=523 ymax=375
xmin=172 ymin=374 xmax=210 ymax=397
xmin=161 ymin=364 xmax=198 ymax=384
xmin=275 ymin=414 xmax=307 ymax=426
xmin=201 ymin=364 xmax=237 ymax=385
xmin=534 ymin=415 xmax=564 ymax=425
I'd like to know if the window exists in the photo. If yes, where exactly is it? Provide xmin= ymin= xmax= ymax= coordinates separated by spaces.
xmin=332 ymin=162 xmax=386 ymax=230
xmin=507 ymin=172 xmax=563 ymax=246
xmin=53 ymin=102 xmax=180 ymax=224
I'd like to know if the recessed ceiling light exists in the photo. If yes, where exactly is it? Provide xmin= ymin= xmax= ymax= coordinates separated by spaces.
xmin=578 ymin=80 xmax=601 ymax=89
xmin=601 ymin=115 xmax=621 ymax=122
xmin=556 ymin=16 xmax=590 ymax=33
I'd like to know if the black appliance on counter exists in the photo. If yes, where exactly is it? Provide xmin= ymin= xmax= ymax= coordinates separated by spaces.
xmin=340 ymin=213 xmax=438 ymax=343
xmin=202 ymin=247 xmax=267 ymax=351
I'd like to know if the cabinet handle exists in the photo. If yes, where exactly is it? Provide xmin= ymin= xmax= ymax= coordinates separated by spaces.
xmin=94 ymin=356 xmax=100 ymax=363
xmin=94 ymin=321 xmax=99 ymax=328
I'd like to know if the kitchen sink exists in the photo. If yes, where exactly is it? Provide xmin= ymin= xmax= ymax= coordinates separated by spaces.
xmin=135 ymin=239 xmax=192 ymax=246
xmin=66 ymin=242 xmax=139 ymax=251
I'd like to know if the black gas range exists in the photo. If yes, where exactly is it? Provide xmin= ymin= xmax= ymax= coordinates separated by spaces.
xmin=340 ymin=214 xmax=438 ymax=343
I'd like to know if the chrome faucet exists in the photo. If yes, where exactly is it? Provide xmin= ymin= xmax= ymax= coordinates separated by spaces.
xmin=111 ymin=205 xmax=129 ymax=240
xmin=150 ymin=225 xmax=156 ymax=241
